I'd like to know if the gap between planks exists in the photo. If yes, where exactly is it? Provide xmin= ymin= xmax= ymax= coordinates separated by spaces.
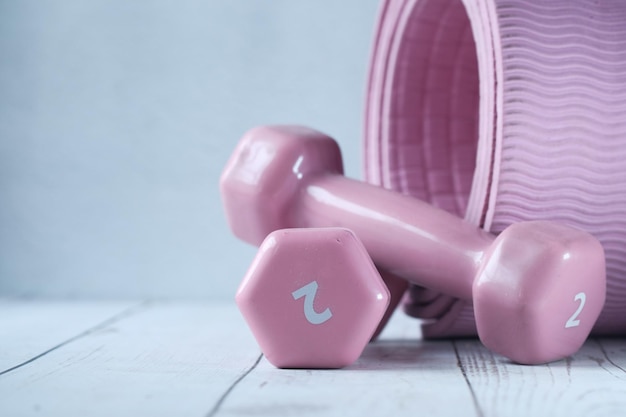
xmin=0 ymin=301 xmax=148 ymax=376
xmin=0 ymin=300 xmax=263 ymax=417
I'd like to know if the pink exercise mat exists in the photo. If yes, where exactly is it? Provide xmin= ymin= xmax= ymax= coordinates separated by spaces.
xmin=364 ymin=0 xmax=626 ymax=336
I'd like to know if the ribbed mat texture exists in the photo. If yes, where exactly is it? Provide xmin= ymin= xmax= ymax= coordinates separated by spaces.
xmin=365 ymin=0 xmax=626 ymax=335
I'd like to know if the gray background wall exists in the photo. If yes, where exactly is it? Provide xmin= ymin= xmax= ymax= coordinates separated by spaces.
xmin=0 ymin=0 xmax=380 ymax=300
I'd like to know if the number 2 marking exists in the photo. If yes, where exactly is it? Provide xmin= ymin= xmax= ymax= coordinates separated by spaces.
xmin=292 ymin=281 xmax=333 ymax=325
xmin=565 ymin=292 xmax=586 ymax=328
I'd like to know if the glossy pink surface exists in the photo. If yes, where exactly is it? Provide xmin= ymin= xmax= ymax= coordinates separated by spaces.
xmin=221 ymin=126 xmax=343 ymax=247
xmin=474 ymin=222 xmax=606 ymax=364
xmin=222 ymin=125 xmax=606 ymax=364
xmin=235 ymin=228 xmax=390 ymax=369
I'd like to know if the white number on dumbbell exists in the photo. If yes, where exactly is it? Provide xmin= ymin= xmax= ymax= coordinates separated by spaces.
xmin=292 ymin=281 xmax=333 ymax=325
xmin=565 ymin=292 xmax=586 ymax=328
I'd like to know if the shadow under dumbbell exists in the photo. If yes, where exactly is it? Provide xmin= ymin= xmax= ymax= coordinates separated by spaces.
xmin=348 ymin=338 xmax=466 ymax=371
xmin=352 ymin=337 xmax=626 ymax=372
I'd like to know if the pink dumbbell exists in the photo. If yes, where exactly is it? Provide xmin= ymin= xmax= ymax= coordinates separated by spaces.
xmin=237 ymin=227 xmax=390 ymax=368
xmin=221 ymin=125 xmax=607 ymax=364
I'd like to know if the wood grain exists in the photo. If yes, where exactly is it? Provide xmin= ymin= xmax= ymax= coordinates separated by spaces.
xmin=0 ymin=300 xmax=138 ymax=372
xmin=1 ymin=301 xmax=625 ymax=417
xmin=0 ymin=301 xmax=260 ymax=417
xmin=454 ymin=338 xmax=626 ymax=417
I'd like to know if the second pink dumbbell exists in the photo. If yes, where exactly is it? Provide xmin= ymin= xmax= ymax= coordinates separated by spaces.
xmin=221 ymin=125 xmax=606 ymax=364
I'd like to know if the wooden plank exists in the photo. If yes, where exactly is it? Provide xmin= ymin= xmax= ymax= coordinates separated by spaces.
xmin=0 ymin=301 xmax=261 ymax=417
xmin=0 ymin=300 xmax=139 ymax=372
xmin=454 ymin=337 xmax=626 ymax=417
xmin=2 ymin=301 xmax=625 ymax=417
xmin=215 ymin=311 xmax=480 ymax=417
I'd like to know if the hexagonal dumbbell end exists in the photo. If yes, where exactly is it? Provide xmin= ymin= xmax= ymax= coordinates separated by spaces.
xmin=220 ymin=125 xmax=343 ymax=246
xmin=473 ymin=221 xmax=606 ymax=364
xmin=235 ymin=227 xmax=390 ymax=368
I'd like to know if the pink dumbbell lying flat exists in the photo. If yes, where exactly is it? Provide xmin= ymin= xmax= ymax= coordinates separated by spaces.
xmin=221 ymin=125 xmax=607 ymax=364
xmin=236 ymin=227 xmax=389 ymax=368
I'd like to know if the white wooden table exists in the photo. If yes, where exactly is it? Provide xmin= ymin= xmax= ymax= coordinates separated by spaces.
xmin=1 ymin=299 xmax=625 ymax=417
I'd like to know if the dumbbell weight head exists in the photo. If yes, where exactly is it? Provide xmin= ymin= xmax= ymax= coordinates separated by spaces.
xmin=221 ymin=125 xmax=343 ymax=246
xmin=474 ymin=221 xmax=606 ymax=364
xmin=236 ymin=227 xmax=390 ymax=368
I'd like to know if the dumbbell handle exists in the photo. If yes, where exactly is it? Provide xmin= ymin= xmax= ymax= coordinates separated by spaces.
xmin=292 ymin=174 xmax=495 ymax=299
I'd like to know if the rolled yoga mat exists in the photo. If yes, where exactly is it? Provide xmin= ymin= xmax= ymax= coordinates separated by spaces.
xmin=364 ymin=0 xmax=626 ymax=336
